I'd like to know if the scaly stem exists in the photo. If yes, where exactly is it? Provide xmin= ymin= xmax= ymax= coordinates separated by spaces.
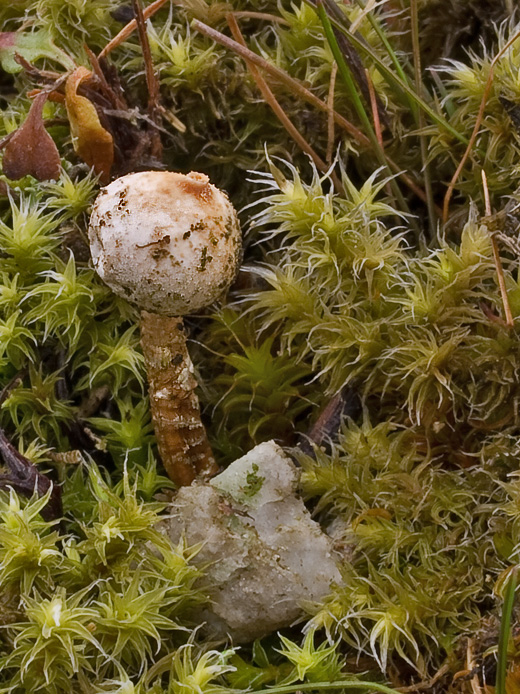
xmin=140 ymin=311 xmax=218 ymax=486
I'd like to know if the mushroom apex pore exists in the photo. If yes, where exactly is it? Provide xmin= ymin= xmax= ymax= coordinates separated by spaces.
xmin=87 ymin=170 xmax=242 ymax=316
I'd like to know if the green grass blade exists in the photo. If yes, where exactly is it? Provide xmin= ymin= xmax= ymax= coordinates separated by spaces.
xmin=352 ymin=0 xmax=419 ymax=123
xmin=305 ymin=0 xmax=468 ymax=145
xmin=496 ymin=566 xmax=518 ymax=694
xmin=316 ymin=0 xmax=414 ymax=226
xmin=251 ymin=680 xmax=402 ymax=694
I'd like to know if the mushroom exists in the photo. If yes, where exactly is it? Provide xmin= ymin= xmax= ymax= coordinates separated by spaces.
xmin=88 ymin=170 xmax=242 ymax=485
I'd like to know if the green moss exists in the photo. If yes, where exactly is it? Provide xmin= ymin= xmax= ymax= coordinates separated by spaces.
xmin=2 ymin=0 xmax=520 ymax=691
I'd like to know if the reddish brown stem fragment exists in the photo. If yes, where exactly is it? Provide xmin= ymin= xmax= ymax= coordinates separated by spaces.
xmin=140 ymin=311 xmax=218 ymax=486
xmin=99 ymin=0 xmax=170 ymax=59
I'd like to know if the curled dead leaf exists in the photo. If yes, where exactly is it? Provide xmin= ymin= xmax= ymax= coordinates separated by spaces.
xmin=2 ymin=92 xmax=61 ymax=181
xmin=65 ymin=67 xmax=114 ymax=183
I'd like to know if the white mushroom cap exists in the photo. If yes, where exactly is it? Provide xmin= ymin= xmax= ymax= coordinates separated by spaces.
xmin=88 ymin=171 xmax=241 ymax=316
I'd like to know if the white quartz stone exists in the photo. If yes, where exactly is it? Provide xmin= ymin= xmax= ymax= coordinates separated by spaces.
xmin=162 ymin=441 xmax=342 ymax=642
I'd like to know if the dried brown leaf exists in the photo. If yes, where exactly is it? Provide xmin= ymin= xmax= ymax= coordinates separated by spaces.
xmin=2 ymin=92 xmax=61 ymax=181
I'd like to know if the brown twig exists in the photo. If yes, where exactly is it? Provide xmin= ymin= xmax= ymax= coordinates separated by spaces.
xmin=443 ymin=29 xmax=520 ymax=223
xmin=99 ymin=0 xmax=170 ymax=59
xmin=192 ymin=19 xmax=431 ymax=206
xmin=0 ymin=372 xmax=62 ymax=520
xmin=326 ymin=61 xmax=338 ymax=165
xmin=131 ymin=0 xmax=161 ymax=119
xmin=482 ymin=169 xmax=514 ymax=328
xmin=14 ymin=53 xmax=65 ymax=82
xmin=365 ymin=67 xmax=393 ymax=199
xmin=140 ymin=311 xmax=219 ymax=486
xmin=226 ymin=13 xmax=344 ymax=193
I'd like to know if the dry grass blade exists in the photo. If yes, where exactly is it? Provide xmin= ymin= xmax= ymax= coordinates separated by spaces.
xmin=192 ymin=19 xmax=430 ymax=206
xmin=481 ymin=169 xmax=514 ymax=328
xmin=226 ymin=13 xmax=344 ymax=194
xmin=192 ymin=18 xmax=368 ymax=144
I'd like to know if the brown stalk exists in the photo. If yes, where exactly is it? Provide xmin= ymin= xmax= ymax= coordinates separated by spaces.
xmin=140 ymin=311 xmax=218 ymax=486
xmin=99 ymin=0 xmax=170 ymax=59
xmin=226 ymin=13 xmax=344 ymax=194
xmin=192 ymin=19 xmax=430 ymax=206
xmin=443 ymin=29 xmax=520 ymax=223
xmin=481 ymin=169 xmax=514 ymax=328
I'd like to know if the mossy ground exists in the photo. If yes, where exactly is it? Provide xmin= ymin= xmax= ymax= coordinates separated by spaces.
xmin=1 ymin=0 xmax=520 ymax=692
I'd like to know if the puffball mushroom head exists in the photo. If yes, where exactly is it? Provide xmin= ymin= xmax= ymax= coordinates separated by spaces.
xmin=88 ymin=171 xmax=241 ymax=316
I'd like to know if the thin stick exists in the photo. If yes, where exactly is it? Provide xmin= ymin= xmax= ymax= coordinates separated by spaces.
xmin=482 ymin=169 xmax=514 ymax=328
xmin=192 ymin=19 xmax=432 ymax=208
xmin=193 ymin=19 xmax=368 ymax=145
xmin=226 ymin=13 xmax=344 ymax=194
xmin=99 ymin=0 xmax=170 ymax=59
xmin=326 ymin=61 xmax=338 ymax=165
xmin=131 ymin=0 xmax=160 ymax=118
xmin=443 ymin=29 xmax=520 ymax=223
xmin=366 ymin=67 xmax=391 ymax=200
